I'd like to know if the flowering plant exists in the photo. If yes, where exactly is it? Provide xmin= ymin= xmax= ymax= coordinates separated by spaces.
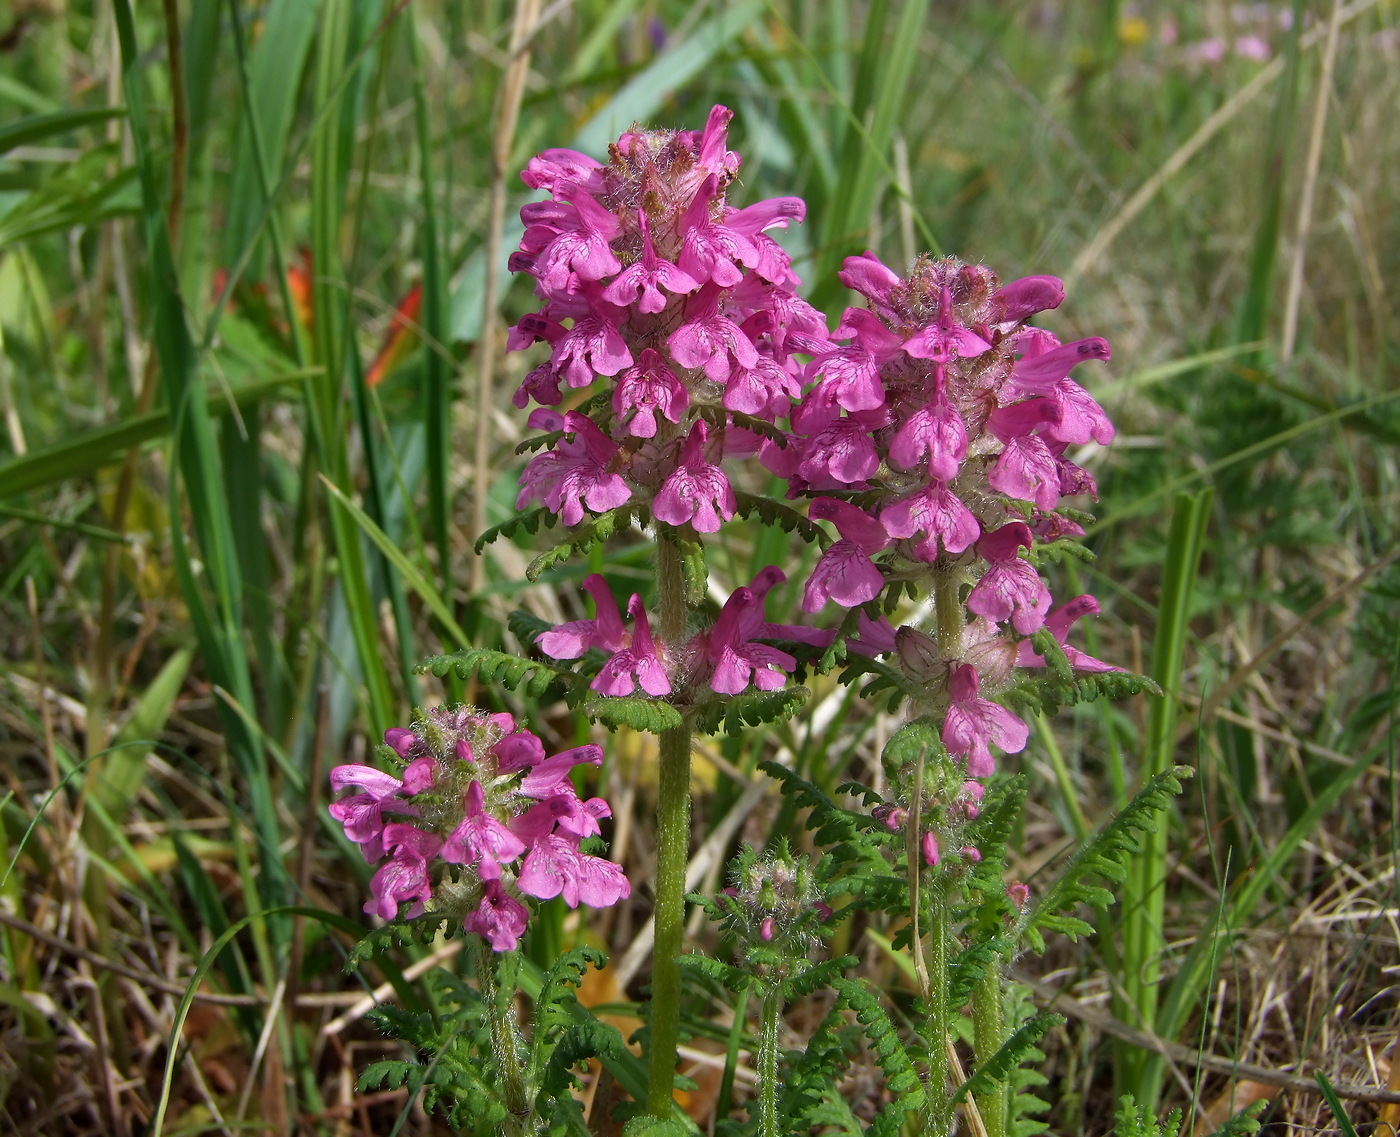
xmin=330 ymin=105 xmax=1200 ymax=1137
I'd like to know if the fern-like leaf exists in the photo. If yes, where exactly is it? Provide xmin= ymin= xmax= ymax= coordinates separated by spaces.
xmin=583 ymin=695 xmax=683 ymax=733
xmin=731 ymin=490 xmax=830 ymax=547
xmin=830 ymin=977 xmax=924 ymax=1103
xmin=526 ymin=504 xmax=645 ymax=581
xmin=347 ymin=912 xmax=455 ymax=969
xmin=475 ymin=506 xmax=552 ymax=553
xmin=955 ymin=1012 xmax=1062 ymax=1103
xmin=417 ymin=648 xmax=568 ymax=699
xmin=1020 ymin=766 xmax=1192 ymax=952
xmin=677 ymin=952 xmax=751 ymax=993
xmin=692 ymin=686 xmax=809 ymax=736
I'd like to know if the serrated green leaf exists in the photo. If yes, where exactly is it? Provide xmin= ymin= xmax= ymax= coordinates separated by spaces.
xmin=583 ymin=695 xmax=683 ymax=733
xmin=693 ymin=686 xmax=809 ymax=736
xmin=475 ymin=506 xmax=552 ymax=553
xmin=732 ymin=490 xmax=831 ymax=546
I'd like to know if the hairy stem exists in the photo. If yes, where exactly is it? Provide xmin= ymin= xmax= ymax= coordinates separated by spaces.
xmin=476 ymin=937 xmax=529 ymax=1136
xmin=756 ymin=987 xmax=782 ymax=1137
xmin=646 ymin=536 xmax=692 ymax=1118
xmin=972 ymin=968 xmax=1008 ymax=1137
xmin=924 ymin=870 xmax=953 ymax=1136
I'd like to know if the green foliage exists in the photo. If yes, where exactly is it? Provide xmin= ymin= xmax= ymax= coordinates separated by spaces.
xmin=583 ymin=694 xmax=684 ymax=733
xmin=1004 ymin=668 xmax=1164 ymax=717
xmin=417 ymin=647 xmax=568 ymax=700
xmin=677 ymin=952 xmax=751 ymax=994
xmin=829 ymin=977 xmax=924 ymax=1114
xmin=955 ymin=1012 xmax=1061 ymax=1103
xmin=837 ymin=653 xmax=927 ymax=712
xmin=1112 ymin=1095 xmax=1183 ymax=1137
xmin=732 ymin=491 xmax=831 ymax=547
xmin=346 ymin=912 xmax=455 ymax=970
xmin=527 ymin=504 xmax=648 ymax=581
xmin=881 ymin=718 xmax=943 ymax=774
xmin=474 ymin=506 xmax=553 ymax=553
xmin=692 ymin=686 xmax=810 ymax=735
xmin=1021 ymin=766 xmax=1193 ymax=952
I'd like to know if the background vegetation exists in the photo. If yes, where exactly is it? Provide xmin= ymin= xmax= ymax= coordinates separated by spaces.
xmin=0 ymin=0 xmax=1396 ymax=1134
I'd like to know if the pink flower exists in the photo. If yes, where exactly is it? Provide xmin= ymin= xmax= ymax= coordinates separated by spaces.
xmin=465 ymin=880 xmax=530 ymax=951
xmin=902 ymin=286 xmax=991 ymax=362
xmin=889 ymin=385 xmax=967 ymax=480
xmin=803 ymin=497 xmax=889 ymax=612
xmin=1016 ymin=595 xmax=1120 ymax=673
xmin=442 ymin=781 xmax=528 ymax=873
xmin=652 ymin=420 xmax=736 ymax=533
xmin=365 ymin=824 xmax=442 ymax=920
xmin=880 ymin=482 xmax=980 ymax=559
xmin=593 ymin=595 xmax=672 ymax=696
xmin=921 ymin=832 xmax=941 ymax=866
xmin=667 ymin=286 xmax=761 ymax=381
xmin=967 ymin=523 xmax=1051 ymax=635
xmin=329 ymin=764 xmax=414 ymax=862
xmin=533 ymin=191 xmax=623 ymax=291
xmin=601 ymin=213 xmax=700 ymax=313
xmin=941 ymin=664 xmax=1029 ymax=778
xmin=517 ymin=411 xmax=631 ymax=525
xmin=706 ymin=577 xmax=797 ymax=694
xmin=538 ymin=574 xmax=627 ymax=658
xmin=613 ymin=349 xmax=689 ymax=438
xmin=517 ymin=833 xmax=631 ymax=908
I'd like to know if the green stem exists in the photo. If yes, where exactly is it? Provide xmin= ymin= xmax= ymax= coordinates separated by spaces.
xmin=972 ymin=968 xmax=1007 ymax=1137
xmin=646 ymin=537 xmax=692 ymax=1119
xmin=924 ymin=870 xmax=953 ymax=1137
xmin=476 ymin=937 xmax=529 ymax=1136
xmin=934 ymin=568 xmax=964 ymax=659
xmin=755 ymin=987 xmax=782 ymax=1137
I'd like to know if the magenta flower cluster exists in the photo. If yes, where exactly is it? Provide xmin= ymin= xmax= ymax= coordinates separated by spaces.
xmin=508 ymin=104 xmax=828 ymax=534
xmin=328 ymin=706 xmax=629 ymax=951
xmin=781 ymin=251 xmax=1120 ymax=780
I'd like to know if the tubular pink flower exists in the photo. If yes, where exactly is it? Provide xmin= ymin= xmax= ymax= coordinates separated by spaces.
xmin=365 ymin=824 xmax=442 ymax=921
xmin=802 ymin=497 xmax=890 ymax=612
xmin=517 ymin=412 xmax=631 ymax=525
xmin=612 ymin=350 xmax=689 ymax=438
xmin=602 ymin=213 xmax=700 ymax=313
xmin=941 ymin=664 xmax=1029 ymax=778
xmin=465 ymin=880 xmax=530 ymax=951
xmin=592 ymin=594 xmax=672 ymax=697
xmin=652 ymin=420 xmax=736 ymax=533
xmin=517 ymin=833 xmax=631 ymax=908
xmin=966 ymin=523 xmax=1052 ymax=635
xmin=880 ymin=482 xmax=980 ymax=558
xmin=442 ymin=781 xmax=528 ymax=872
xmin=1016 ymin=595 xmax=1121 ymax=673
xmin=667 ymin=286 xmax=761 ymax=381
xmin=538 ymin=573 xmax=626 ymax=659
xmin=990 ymin=275 xmax=1065 ymax=323
xmin=706 ymin=583 xmax=797 ymax=694
xmin=329 ymin=764 xmax=414 ymax=862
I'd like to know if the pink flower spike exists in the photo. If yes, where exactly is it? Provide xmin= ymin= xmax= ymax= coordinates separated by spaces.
xmin=941 ymin=664 xmax=1029 ymax=777
xmin=466 ymin=880 xmax=530 ymax=952
xmin=517 ymin=411 xmax=631 ymax=526
xmin=538 ymin=573 xmax=627 ymax=659
xmin=592 ymin=595 xmax=672 ymax=697
xmin=612 ymin=349 xmax=689 ymax=438
xmin=601 ymin=213 xmax=700 ymax=313
xmin=967 ymin=523 xmax=1051 ymax=635
xmin=653 ymin=421 xmax=736 ymax=533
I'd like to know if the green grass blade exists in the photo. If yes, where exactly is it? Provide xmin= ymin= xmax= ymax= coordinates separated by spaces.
xmin=1116 ymin=489 xmax=1213 ymax=1105
xmin=0 ymin=107 xmax=124 ymax=154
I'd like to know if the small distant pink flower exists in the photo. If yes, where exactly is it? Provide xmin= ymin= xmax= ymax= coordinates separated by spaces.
xmin=921 ymin=832 xmax=941 ymax=866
